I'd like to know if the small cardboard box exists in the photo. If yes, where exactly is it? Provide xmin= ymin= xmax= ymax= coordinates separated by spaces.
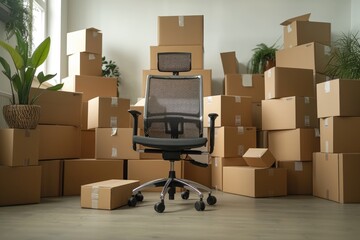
xmin=278 ymin=161 xmax=312 ymax=195
xmin=150 ymin=45 xmax=203 ymax=70
xmin=262 ymin=96 xmax=318 ymax=130
xmin=203 ymin=95 xmax=252 ymax=127
xmin=158 ymin=15 xmax=203 ymax=46
xmin=264 ymin=67 xmax=314 ymax=99
xmin=211 ymin=157 xmax=247 ymax=190
xmin=268 ymin=128 xmax=320 ymax=161
xmin=68 ymin=52 xmax=102 ymax=76
xmin=225 ymin=74 xmax=265 ymax=102
xmin=320 ymin=117 xmax=360 ymax=153
xmin=88 ymin=97 xmax=130 ymax=129
xmin=81 ymin=179 xmax=140 ymax=210
xmin=39 ymin=160 xmax=63 ymax=197
xmin=212 ymin=126 xmax=257 ymax=158
xmin=220 ymin=51 xmax=238 ymax=74
xmin=281 ymin=13 xmax=331 ymax=49
xmin=0 ymin=166 xmax=41 ymax=206
xmin=313 ymin=152 xmax=360 ymax=203
xmin=0 ymin=129 xmax=39 ymax=166
xmin=243 ymin=148 xmax=276 ymax=168
xmin=275 ymin=42 xmax=331 ymax=74
xmin=67 ymin=28 xmax=102 ymax=55
xmin=317 ymin=79 xmax=360 ymax=118
xmin=223 ymin=166 xmax=287 ymax=197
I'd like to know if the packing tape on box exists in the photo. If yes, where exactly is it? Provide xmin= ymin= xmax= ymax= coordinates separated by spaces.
xmin=324 ymin=81 xmax=331 ymax=93
xmin=324 ymin=118 xmax=329 ymax=127
xmin=234 ymin=96 xmax=241 ymax=103
xmin=238 ymin=145 xmax=244 ymax=156
xmin=235 ymin=115 xmax=241 ymax=126
xmin=178 ymin=16 xmax=185 ymax=27
xmin=294 ymin=162 xmax=303 ymax=171
xmin=315 ymin=128 xmax=320 ymax=137
xmin=214 ymin=157 xmax=219 ymax=167
xmin=92 ymin=31 xmax=98 ymax=38
xmin=237 ymin=127 xmax=244 ymax=134
xmin=112 ymin=147 xmax=118 ymax=158
xmin=325 ymin=141 xmax=329 ymax=153
xmin=324 ymin=46 xmax=331 ymax=56
xmin=88 ymin=54 xmax=96 ymax=60
xmin=287 ymin=25 xmax=292 ymax=33
xmin=304 ymin=97 xmax=310 ymax=104
xmin=241 ymin=74 xmax=253 ymax=87
xmin=91 ymin=186 xmax=99 ymax=209
xmin=267 ymin=92 xmax=272 ymax=100
xmin=267 ymin=68 xmax=272 ymax=78
xmin=111 ymin=128 xmax=117 ymax=136
xmin=110 ymin=117 xmax=118 ymax=128
xmin=111 ymin=97 xmax=118 ymax=106
xmin=304 ymin=116 xmax=310 ymax=126
xmin=206 ymin=96 xmax=213 ymax=104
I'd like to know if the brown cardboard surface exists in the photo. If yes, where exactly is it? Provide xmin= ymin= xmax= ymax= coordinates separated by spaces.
xmin=211 ymin=157 xmax=247 ymax=190
xmin=81 ymin=130 xmax=95 ymax=159
xmin=220 ymin=52 xmax=238 ymax=74
xmin=39 ymin=160 xmax=63 ymax=197
xmin=252 ymin=102 xmax=262 ymax=130
xmin=278 ymin=161 xmax=312 ymax=195
xmin=68 ymin=52 xmax=102 ymax=76
xmin=243 ymin=148 xmax=276 ymax=168
xmin=66 ymin=28 xmax=102 ymax=55
xmin=225 ymin=74 xmax=265 ymax=102
xmin=182 ymin=160 xmax=211 ymax=188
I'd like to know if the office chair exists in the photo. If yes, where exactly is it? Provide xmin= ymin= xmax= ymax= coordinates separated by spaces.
xmin=128 ymin=52 xmax=218 ymax=213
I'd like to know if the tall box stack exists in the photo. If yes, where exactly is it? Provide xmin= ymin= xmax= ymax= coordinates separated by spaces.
xmin=313 ymin=79 xmax=360 ymax=203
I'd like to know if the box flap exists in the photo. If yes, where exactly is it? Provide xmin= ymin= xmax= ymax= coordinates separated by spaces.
xmin=280 ymin=13 xmax=311 ymax=26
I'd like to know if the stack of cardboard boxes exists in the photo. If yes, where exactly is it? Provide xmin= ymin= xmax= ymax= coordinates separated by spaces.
xmin=313 ymin=79 xmax=360 ymax=203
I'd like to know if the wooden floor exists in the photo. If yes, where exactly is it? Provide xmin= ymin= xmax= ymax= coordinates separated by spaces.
xmin=0 ymin=191 xmax=360 ymax=240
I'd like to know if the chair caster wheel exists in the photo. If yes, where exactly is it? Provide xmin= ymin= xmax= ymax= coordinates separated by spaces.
xmin=128 ymin=196 xmax=137 ymax=207
xmin=135 ymin=192 xmax=144 ymax=202
xmin=195 ymin=200 xmax=205 ymax=211
xmin=154 ymin=201 xmax=165 ymax=213
xmin=207 ymin=195 xmax=217 ymax=205
xmin=181 ymin=190 xmax=190 ymax=200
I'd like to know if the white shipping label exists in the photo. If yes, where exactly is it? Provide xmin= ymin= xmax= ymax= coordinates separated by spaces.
xmin=235 ymin=115 xmax=241 ymax=126
xmin=111 ymin=97 xmax=118 ymax=106
xmin=110 ymin=117 xmax=117 ymax=128
xmin=325 ymin=81 xmax=331 ymax=93
xmin=178 ymin=16 xmax=185 ymax=27
xmin=294 ymin=162 xmax=303 ymax=171
xmin=242 ymin=74 xmax=253 ymax=87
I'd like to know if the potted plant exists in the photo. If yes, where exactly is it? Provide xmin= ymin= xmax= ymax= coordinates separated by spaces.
xmin=0 ymin=29 xmax=63 ymax=129
xmin=247 ymin=42 xmax=279 ymax=74
xmin=102 ymin=56 xmax=120 ymax=96
xmin=325 ymin=31 xmax=360 ymax=79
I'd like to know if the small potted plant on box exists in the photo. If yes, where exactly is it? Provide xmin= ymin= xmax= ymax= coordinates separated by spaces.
xmin=247 ymin=42 xmax=279 ymax=74
xmin=0 ymin=29 xmax=63 ymax=129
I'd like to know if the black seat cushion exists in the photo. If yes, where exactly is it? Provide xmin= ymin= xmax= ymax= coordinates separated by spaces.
xmin=133 ymin=136 xmax=207 ymax=151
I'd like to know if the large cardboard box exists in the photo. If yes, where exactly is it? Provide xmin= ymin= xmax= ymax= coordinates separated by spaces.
xmin=127 ymin=159 xmax=182 ymax=192
xmin=62 ymin=75 xmax=118 ymax=102
xmin=38 ymin=125 xmax=81 ymax=160
xmin=68 ymin=52 xmax=102 ymax=76
xmin=252 ymin=102 xmax=262 ymax=130
xmin=29 ymin=88 xmax=82 ymax=127
xmin=278 ymin=161 xmax=312 ymax=195
xmin=81 ymin=102 xmax=89 ymax=130
xmin=158 ymin=15 xmax=203 ymax=46
xmin=142 ymin=69 xmax=212 ymax=97
xmin=320 ymin=117 xmax=360 ymax=153
xmin=39 ymin=160 xmax=63 ymax=197
xmin=63 ymin=159 xmax=124 ymax=196
xmin=262 ymin=96 xmax=317 ymax=130
xmin=150 ymin=45 xmax=203 ymax=70
xmin=275 ymin=42 xmax=331 ymax=74
xmin=66 ymin=28 xmax=102 ymax=55
xmin=81 ymin=179 xmax=140 ymax=210
xmin=81 ymin=130 xmax=95 ymax=159
xmin=0 ymin=129 xmax=39 ymax=166
xmin=243 ymin=148 xmax=276 ymax=168
xmin=212 ymin=126 xmax=257 ymax=158
xmin=281 ymin=13 xmax=331 ymax=49
xmin=211 ymin=157 xmax=247 ymax=190
xmin=224 ymin=74 xmax=265 ymax=102
xmin=317 ymin=79 xmax=360 ymax=118
xmin=88 ymin=97 xmax=130 ymax=129
xmin=203 ymin=95 xmax=252 ymax=127
xmin=220 ymin=51 xmax=238 ymax=74
xmin=313 ymin=152 xmax=360 ymax=203
xmin=0 ymin=166 xmax=41 ymax=206
xmin=182 ymin=160 xmax=211 ymax=188
xmin=268 ymin=128 xmax=320 ymax=161
xmin=129 ymin=105 xmax=144 ymax=129
xmin=223 ymin=166 xmax=287 ymax=197
xmin=264 ymin=67 xmax=314 ymax=99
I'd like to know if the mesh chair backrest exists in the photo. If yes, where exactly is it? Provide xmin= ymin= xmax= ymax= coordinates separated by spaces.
xmin=144 ymin=75 xmax=203 ymax=139
xmin=158 ymin=52 xmax=191 ymax=73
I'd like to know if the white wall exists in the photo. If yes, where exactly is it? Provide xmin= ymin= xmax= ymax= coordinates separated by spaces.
xmin=0 ymin=21 xmax=11 ymax=94
xmin=66 ymin=0 xmax=352 ymax=104
xmin=352 ymin=0 xmax=360 ymax=30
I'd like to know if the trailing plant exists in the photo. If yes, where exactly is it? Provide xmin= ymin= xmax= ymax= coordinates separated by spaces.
xmin=248 ymin=42 xmax=279 ymax=74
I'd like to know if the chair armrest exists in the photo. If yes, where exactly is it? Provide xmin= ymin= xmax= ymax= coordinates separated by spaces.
xmin=208 ymin=113 xmax=218 ymax=154
xmin=128 ymin=110 xmax=142 ymax=150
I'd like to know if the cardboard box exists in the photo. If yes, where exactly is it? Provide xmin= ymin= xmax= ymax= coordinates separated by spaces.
xmin=317 ymin=79 xmax=360 ymax=118
xmin=211 ymin=157 xmax=247 ymax=190
xmin=38 ymin=125 xmax=81 ymax=160
xmin=39 ymin=160 xmax=63 ymax=197
xmin=129 ymin=105 xmax=144 ymax=129
xmin=81 ymin=130 xmax=95 ymax=159
xmin=252 ymin=102 xmax=262 ymax=130
xmin=264 ymin=67 xmax=314 ymax=99
xmin=268 ymin=128 xmax=320 ymax=161
xmin=262 ymin=96 xmax=317 ymax=130
xmin=203 ymin=95 xmax=252 ymax=127
xmin=257 ymin=130 xmax=268 ymax=148
xmin=127 ymin=159 xmax=182 ymax=192
xmin=63 ymin=159 xmax=124 ymax=196
xmin=66 ymin=28 xmax=102 ymax=55
xmin=0 ymin=166 xmax=41 ymax=206
xmin=313 ymin=152 xmax=360 ymax=203
xmin=212 ymin=126 xmax=257 ymax=157
xmin=225 ymin=74 xmax=265 ymax=102
xmin=277 ymin=161 xmax=312 ymax=195
xmin=150 ymin=45 xmax=203 ymax=70
xmin=182 ymin=160 xmax=211 ymax=188
xmin=243 ymin=148 xmax=276 ymax=168
xmin=281 ymin=13 xmax=331 ymax=49
xmin=223 ymin=166 xmax=287 ymax=197
xmin=0 ymin=129 xmax=39 ymax=166
xmin=62 ymin=75 xmax=118 ymax=103
xmin=81 ymin=102 xmax=89 ymax=130
xmin=88 ymin=97 xmax=130 ymax=129
xmin=275 ymin=42 xmax=331 ymax=74
xmin=158 ymin=15 xmax=203 ymax=46
xmin=320 ymin=117 xmax=360 ymax=153
xmin=68 ymin=52 xmax=102 ymax=76
xmin=142 ymin=69 xmax=212 ymax=97
xmin=220 ymin=51 xmax=238 ymax=74
xmin=81 ymin=179 xmax=140 ymax=210
xmin=29 ymin=88 xmax=82 ymax=127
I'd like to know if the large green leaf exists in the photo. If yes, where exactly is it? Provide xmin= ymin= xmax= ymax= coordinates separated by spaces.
xmin=0 ymin=56 xmax=12 ymax=79
xmin=37 ymin=71 xmax=56 ymax=83
xmin=30 ymin=37 xmax=50 ymax=68
xmin=0 ymin=40 xmax=24 ymax=69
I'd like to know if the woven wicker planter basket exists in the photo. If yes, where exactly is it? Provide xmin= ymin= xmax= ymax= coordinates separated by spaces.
xmin=3 ymin=105 xmax=41 ymax=129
